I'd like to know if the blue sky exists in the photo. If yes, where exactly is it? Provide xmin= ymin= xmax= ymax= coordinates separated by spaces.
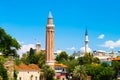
xmin=0 ymin=0 xmax=120 ymax=55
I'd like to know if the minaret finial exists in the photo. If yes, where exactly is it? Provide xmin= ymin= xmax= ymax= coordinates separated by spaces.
xmin=48 ymin=11 xmax=53 ymax=18
xmin=85 ymin=26 xmax=88 ymax=36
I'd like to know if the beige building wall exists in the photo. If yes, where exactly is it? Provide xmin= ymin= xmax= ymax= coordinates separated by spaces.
xmin=17 ymin=70 xmax=40 ymax=80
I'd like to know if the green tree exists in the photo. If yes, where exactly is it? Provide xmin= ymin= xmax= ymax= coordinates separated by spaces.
xmin=55 ymin=51 xmax=69 ymax=63
xmin=86 ymin=64 xmax=101 ymax=80
xmin=86 ymin=63 xmax=115 ymax=80
xmin=0 ymin=56 xmax=8 ymax=64
xmin=27 ymin=48 xmax=36 ymax=64
xmin=21 ymin=53 xmax=28 ymax=64
xmin=99 ymin=66 xmax=115 ymax=80
xmin=73 ymin=65 xmax=87 ymax=80
xmin=42 ymin=65 xmax=55 ymax=80
xmin=37 ymin=51 xmax=46 ymax=68
xmin=77 ymin=57 xmax=84 ymax=65
xmin=14 ymin=55 xmax=21 ymax=65
xmin=101 ymin=62 xmax=109 ymax=67
xmin=78 ymin=53 xmax=100 ymax=65
xmin=69 ymin=55 xmax=75 ymax=61
xmin=14 ymin=70 xmax=18 ymax=80
xmin=67 ymin=59 xmax=78 ymax=73
xmin=0 ymin=27 xmax=20 ymax=57
xmin=93 ymin=57 xmax=100 ymax=64
xmin=20 ymin=50 xmax=46 ymax=68
xmin=0 ymin=65 xmax=8 ymax=80
xmin=112 ymin=61 xmax=120 ymax=78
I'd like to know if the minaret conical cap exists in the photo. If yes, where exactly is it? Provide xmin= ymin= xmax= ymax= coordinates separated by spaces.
xmin=85 ymin=27 xmax=88 ymax=36
xmin=48 ymin=11 xmax=53 ymax=18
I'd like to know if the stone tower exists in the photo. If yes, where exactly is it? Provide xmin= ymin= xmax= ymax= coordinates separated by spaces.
xmin=36 ymin=42 xmax=41 ymax=54
xmin=85 ymin=28 xmax=89 ymax=53
xmin=46 ymin=11 xmax=55 ymax=68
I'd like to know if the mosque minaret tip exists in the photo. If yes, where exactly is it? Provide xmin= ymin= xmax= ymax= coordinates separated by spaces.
xmin=46 ymin=11 xmax=55 ymax=68
xmin=85 ymin=28 xmax=89 ymax=53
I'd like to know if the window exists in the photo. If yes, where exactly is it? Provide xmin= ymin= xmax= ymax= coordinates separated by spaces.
xmin=19 ymin=77 xmax=21 ymax=80
xmin=35 ymin=76 xmax=37 ymax=80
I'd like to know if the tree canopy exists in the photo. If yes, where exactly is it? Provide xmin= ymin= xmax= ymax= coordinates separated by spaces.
xmin=0 ymin=65 xmax=8 ymax=80
xmin=41 ymin=65 xmax=55 ymax=80
xmin=20 ymin=48 xmax=46 ymax=68
xmin=55 ymin=51 xmax=69 ymax=63
xmin=0 ymin=27 xmax=20 ymax=57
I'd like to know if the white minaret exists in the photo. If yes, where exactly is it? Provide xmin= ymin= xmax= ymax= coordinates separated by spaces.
xmin=85 ymin=28 xmax=89 ymax=53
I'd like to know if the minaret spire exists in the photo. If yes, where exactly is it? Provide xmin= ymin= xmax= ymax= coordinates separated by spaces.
xmin=85 ymin=27 xmax=88 ymax=36
xmin=47 ymin=11 xmax=54 ymax=25
xmin=48 ymin=11 xmax=53 ymax=19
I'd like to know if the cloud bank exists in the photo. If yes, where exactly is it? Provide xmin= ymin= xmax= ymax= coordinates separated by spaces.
xmin=101 ymin=39 xmax=120 ymax=49
xmin=17 ymin=44 xmax=35 ymax=56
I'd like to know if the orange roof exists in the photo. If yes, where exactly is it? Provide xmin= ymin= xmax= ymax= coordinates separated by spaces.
xmin=112 ymin=58 xmax=120 ymax=61
xmin=14 ymin=65 xmax=20 ymax=70
xmin=54 ymin=63 xmax=68 ymax=68
xmin=15 ymin=63 xmax=40 ymax=71
xmin=28 ymin=64 xmax=40 ymax=70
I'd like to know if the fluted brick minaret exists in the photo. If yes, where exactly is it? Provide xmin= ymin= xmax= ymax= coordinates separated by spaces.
xmin=46 ymin=11 xmax=55 ymax=68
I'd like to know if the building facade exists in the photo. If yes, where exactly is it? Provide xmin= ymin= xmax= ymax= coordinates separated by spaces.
xmin=15 ymin=63 xmax=41 ymax=80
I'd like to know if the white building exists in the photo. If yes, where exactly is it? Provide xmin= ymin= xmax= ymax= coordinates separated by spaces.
xmin=54 ymin=63 xmax=68 ymax=80
xmin=94 ymin=50 xmax=110 ymax=62
xmin=15 ymin=63 xmax=41 ymax=80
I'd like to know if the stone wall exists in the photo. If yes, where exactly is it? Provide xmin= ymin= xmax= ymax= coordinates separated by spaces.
xmin=3 ymin=59 xmax=14 ymax=80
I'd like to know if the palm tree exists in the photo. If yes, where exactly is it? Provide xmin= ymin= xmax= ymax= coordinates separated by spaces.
xmin=73 ymin=65 xmax=87 ymax=80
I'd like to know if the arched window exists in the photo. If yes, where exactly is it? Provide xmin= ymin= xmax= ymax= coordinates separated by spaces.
xmin=30 ymin=75 xmax=33 ymax=80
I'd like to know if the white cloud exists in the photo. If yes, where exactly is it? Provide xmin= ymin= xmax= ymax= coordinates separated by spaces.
xmin=98 ymin=34 xmax=105 ymax=39
xmin=67 ymin=47 xmax=76 ymax=51
xmin=17 ymin=44 xmax=35 ymax=56
xmin=55 ymin=50 xmax=63 ymax=54
xmin=101 ymin=39 xmax=120 ymax=49
xmin=80 ymin=47 xmax=92 ymax=53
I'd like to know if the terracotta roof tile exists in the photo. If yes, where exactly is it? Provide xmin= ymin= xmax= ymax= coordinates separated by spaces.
xmin=15 ymin=63 xmax=40 ymax=71
xmin=28 ymin=64 xmax=40 ymax=70
xmin=112 ymin=58 xmax=120 ymax=61
xmin=14 ymin=65 xmax=20 ymax=70
xmin=54 ymin=63 xmax=68 ymax=68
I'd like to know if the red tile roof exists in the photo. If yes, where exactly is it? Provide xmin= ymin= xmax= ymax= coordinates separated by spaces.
xmin=54 ymin=63 xmax=68 ymax=68
xmin=112 ymin=58 xmax=120 ymax=61
xmin=15 ymin=63 xmax=40 ymax=71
